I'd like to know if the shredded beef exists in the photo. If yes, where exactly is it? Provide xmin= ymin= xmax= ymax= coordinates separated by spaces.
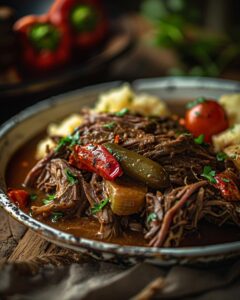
xmin=26 ymin=159 xmax=88 ymax=218
xmin=24 ymin=111 xmax=240 ymax=247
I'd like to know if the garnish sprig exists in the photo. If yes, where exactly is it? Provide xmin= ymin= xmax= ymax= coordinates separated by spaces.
xmin=51 ymin=212 xmax=64 ymax=223
xmin=201 ymin=166 xmax=217 ymax=184
xmin=147 ymin=212 xmax=157 ymax=224
xmin=115 ymin=108 xmax=129 ymax=117
xmin=43 ymin=194 xmax=55 ymax=205
xmin=55 ymin=132 xmax=81 ymax=152
xmin=91 ymin=198 xmax=109 ymax=214
xmin=186 ymin=97 xmax=206 ymax=109
xmin=65 ymin=169 xmax=78 ymax=185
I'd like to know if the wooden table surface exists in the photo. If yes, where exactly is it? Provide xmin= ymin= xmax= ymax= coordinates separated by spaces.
xmin=0 ymin=209 xmax=84 ymax=266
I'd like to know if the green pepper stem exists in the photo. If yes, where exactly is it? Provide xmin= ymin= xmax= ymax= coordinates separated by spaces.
xmin=28 ymin=23 xmax=60 ymax=51
xmin=70 ymin=4 xmax=97 ymax=32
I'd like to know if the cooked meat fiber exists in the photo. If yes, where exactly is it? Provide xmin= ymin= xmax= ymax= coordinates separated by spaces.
xmin=24 ymin=111 xmax=240 ymax=247
xmin=81 ymin=174 xmax=122 ymax=239
xmin=26 ymin=159 xmax=88 ymax=217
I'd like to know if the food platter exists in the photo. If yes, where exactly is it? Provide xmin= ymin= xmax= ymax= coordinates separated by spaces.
xmin=1 ymin=77 xmax=240 ymax=266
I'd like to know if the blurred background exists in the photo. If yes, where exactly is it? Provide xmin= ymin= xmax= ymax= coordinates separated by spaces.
xmin=1 ymin=0 xmax=240 ymax=121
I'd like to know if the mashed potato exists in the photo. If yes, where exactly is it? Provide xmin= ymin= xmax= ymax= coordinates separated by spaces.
xmin=47 ymin=114 xmax=83 ymax=137
xmin=95 ymin=84 xmax=170 ymax=116
xmin=224 ymin=144 xmax=240 ymax=171
xmin=36 ymin=85 xmax=170 ymax=159
xmin=219 ymin=94 xmax=240 ymax=126
xmin=213 ymin=124 xmax=240 ymax=152
xmin=36 ymin=114 xmax=83 ymax=159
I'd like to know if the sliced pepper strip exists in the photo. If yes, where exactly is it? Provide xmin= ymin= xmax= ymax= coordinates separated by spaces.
xmin=69 ymin=144 xmax=123 ymax=180
xmin=8 ymin=189 xmax=29 ymax=209
xmin=214 ymin=170 xmax=240 ymax=201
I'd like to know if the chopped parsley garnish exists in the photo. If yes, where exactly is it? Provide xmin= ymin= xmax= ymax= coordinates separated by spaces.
xmin=194 ymin=134 xmax=205 ymax=145
xmin=103 ymin=122 xmax=116 ymax=129
xmin=43 ymin=194 xmax=55 ymax=205
xmin=55 ymin=132 xmax=80 ymax=152
xmin=222 ymin=178 xmax=230 ymax=183
xmin=182 ymin=132 xmax=192 ymax=137
xmin=65 ymin=169 xmax=78 ymax=185
xmin=194 ymin=111 xmax=201 ymax=117
xmin=115 ymin=108 xmax=129 ymax=117
xmin=175 ymin=131 xmax=192 ymax=137
xmin=51 ymin=212 xmax=64 ymax=223
xmin=105 ymin=146 xmax=114 ymax=154
xmin=201 ymin=166 xmax=217 ymax=184
xmin=91 ymin=198 xmax=109 ymax=214
xmin=30 ymin=194 xmax=37 ymax=201
xmin=216 ymin=152 xmax=228 ymax=162
xmin=186 ymin=97 xmax=206 ymax=109
xmin=147 ymin=212 xmax=157 ymax=224
xmin=69 ymin=132 xmax=81 ymax=147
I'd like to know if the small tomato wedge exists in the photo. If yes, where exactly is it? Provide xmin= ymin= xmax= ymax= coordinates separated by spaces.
xmin=69 ymin=144 xmax=123 ymax=180
xmin=185 ymin=99 xmax=229 ymax=142
xmin=8 ymin=189 xmax=29 ymax=208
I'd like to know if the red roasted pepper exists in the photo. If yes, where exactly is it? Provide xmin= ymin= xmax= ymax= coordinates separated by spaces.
xmin=8 ymin=189 xmax=29 ymax=209
xmin=114 ymin=134 xmax=120 ymax=144
xmin=214 ymin=170 xmax=240 ymax=201
xmin=14 ymin=15 xmax=71 ymax=71
xmin=69 ymin=144 xmax=123 ymax=180
xmin=49 ymin=0 xmax=108 ymax=50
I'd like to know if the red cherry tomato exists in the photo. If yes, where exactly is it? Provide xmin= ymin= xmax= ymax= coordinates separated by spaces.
xmin=8 ymin=189 xmax=29 ymax=209
xmin=185 ymin=99 xmax=229 ymax=142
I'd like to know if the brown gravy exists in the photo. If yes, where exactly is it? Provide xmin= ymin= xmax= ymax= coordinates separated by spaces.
xmin=6 ymin=132 xmax=240 ymax=247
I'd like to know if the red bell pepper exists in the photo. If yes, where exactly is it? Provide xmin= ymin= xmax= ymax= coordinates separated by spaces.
xmin=69 ymin=144 xmax=123 ymax=180
xmin=214 ymin=170 xmax=240 ymax=201
xmin=49 ymin=0 xmax=108 ymax=50
xmin=8 ymin=189 xmax=29 ymax=209
xmin=14 ymin=15 xmax=71 ymax=71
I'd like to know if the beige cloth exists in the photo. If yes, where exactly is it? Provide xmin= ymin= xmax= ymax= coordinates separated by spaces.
xmin=0 ymin=260 xmax=240 ymax=300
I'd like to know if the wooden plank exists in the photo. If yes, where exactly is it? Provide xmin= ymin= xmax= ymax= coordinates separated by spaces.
xmin=0 ymin=210 xmax=27 ymax=262
xmin=7 ymin=226 xmax=82 ymax=265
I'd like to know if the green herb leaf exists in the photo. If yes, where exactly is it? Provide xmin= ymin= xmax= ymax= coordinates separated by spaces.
xmin=55 ymin=132 xmax=80 ymax=152
xmin=103 ymin=122 xmax=116 ymax=130
xmin=222 ymin=178 xmax=230 ymax=183
xmin=51 ymin=212 xmax=64 ymax=223
xmin=43 ymin=194 xmax=55 ymax=205
xmin=175 ymin=131 xmax=192 ymax=137
xmin=30 ymin=194 xmax=37 ymax=201
xmin=55 ymin=136 xmax=72 ymax=152
xmin=186 ymin=97 xmax=206 ymax=109
xmin=115 ymin=108 xmax=129 ymax=117
xmin=216 ymin=152 xmax=228 ymax=162
xmin=105 ymin=145 xmax=122 ymax=162
xmin=65 ymin=169 xmax=78 ymax=185
xmin=230 ymin=154 xmax=237 ymax=159
xmin=201 ymin=166 xmax=217 ymax=184
xmin=91 ymin=198 xmax=109 ymax=214
xmin=194 ymin=134 xmax=205 ymax=145
xmin=147 ymin=212 xmax=157 ymax=224
xmin=194 ymin=111 xmax=201 ymax=117
xmin=69 ymin=132 xmax=81 ymax=147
